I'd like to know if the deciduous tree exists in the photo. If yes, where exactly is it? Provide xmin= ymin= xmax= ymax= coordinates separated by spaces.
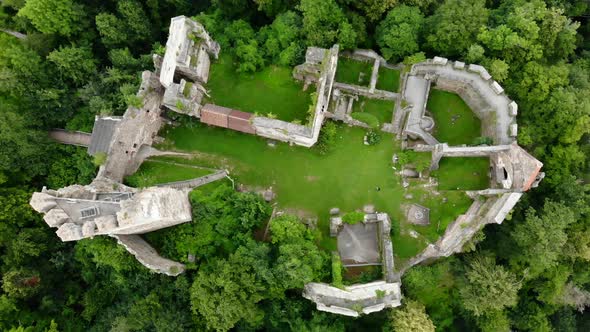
xmin=376 ymin=5 xmax=424 ymax=62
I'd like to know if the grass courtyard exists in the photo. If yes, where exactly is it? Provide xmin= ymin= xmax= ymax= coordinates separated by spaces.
xmin=206 ymin=54 xmax=313 ymax=122
xmin=335 ymin=58 xmax=373 ymax=86
xmin=434 ymin=157 xmax=490 ymax=190
xmin=427 ymin=89 xmax=481 ymax=145
xmin=144 ymin=121 xmax=475 ymax=263
xmin=352 ymin=97 xmax=395 ymax=124
xmin=376 ymin=67 xmax=400 ymax=92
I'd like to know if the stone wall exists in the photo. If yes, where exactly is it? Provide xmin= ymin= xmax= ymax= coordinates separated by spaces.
xmin=112 ymin=235 xmax=185 ymax=276
xmin=254 ymin=44 xmax=339 ymax=147
xmin=401 ymin=192 xmax=522 ymax=273
xmin=303 ymin=281 xmax=401 ymax=317
xmin=410 ymin=58 xmax=517 ymax=145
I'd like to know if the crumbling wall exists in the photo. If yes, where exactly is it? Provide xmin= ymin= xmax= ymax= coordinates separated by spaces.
xmin=303 ymin=281 xmax=402 ymax=317
xmin=255 ymin=44 xmax=339 ymax=147
xmin=401 ymin=192 xmax=523 ymax=273
xmin=112 ymin=234 xmax=185 ymax=276
xmin=409 ymin=58 xmax=517 ymax=145
xmin=99 ymin=71 xmax=165 ymax=182
xmin=160 ymin=16 xmax=220 ymax=88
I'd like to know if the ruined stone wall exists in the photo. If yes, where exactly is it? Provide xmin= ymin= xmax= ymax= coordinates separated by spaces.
xmin=410 ymin=59 xmax=517 ymax=145
xmin=112 ymin=235 xmax=185 ymax=276
xmin=254 ymin=45 xmax=339 ymax=147
xmin=401 ymin=192 xmax=523 ymax=273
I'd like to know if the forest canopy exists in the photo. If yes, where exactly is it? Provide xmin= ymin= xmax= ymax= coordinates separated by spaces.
xmin=0 ymin=0 xmax=589 ymax=331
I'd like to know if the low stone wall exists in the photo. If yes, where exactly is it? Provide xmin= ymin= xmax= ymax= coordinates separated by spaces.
xmin=156 ymin=170 xmax=228 ymax=189
xmin=112 ymin=234 xmax=185 ymax=276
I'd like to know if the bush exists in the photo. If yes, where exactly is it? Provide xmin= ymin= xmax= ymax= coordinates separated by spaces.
xmin=342 ymin=211 xmax=365 ymax=224
xmin=332 ymin=252 xmax=343 ymax=288
xmin=316 ymin=121 xmax=338 ymax=155
xmin=351 ymin=112 xmax=380 ymax=129
xmin=125 ymin=94 xmax=143 ymax=108
xmin=471 ymin=136 xmax=493 ymax=146
xmin=365 ymin=130 xmax=381 ymax=145
xmin=93 ymin=152 xmax=107 ymax=166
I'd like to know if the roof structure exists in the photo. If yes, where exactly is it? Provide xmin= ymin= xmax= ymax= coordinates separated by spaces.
xmin=88 ymin=116 xmax=122 ymax=155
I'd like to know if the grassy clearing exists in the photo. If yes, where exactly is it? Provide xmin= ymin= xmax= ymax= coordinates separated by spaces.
xmin=352 ymin=97 xmax=395 ymax=124
xmin=159 ymin=122 xmax=402 ymax=249
xmin=152 ymin=121 xmax=474 ymax=259
xmin=206 ymin=54 xmax=313 ymax=123
xmin=434 ymin=158 xmax=490 ymax=190
xmin=427 ymin=89 xmax=481 ymax=145
xmin=392 ymin=234 xmax=426 ymax=261
xmin=335 ymin=57 xmax=373 ymax=86
xmin=376 ymin=67 xmax=400 ymax=92
xmin=124 ymin=160 xmax=213 ymax=187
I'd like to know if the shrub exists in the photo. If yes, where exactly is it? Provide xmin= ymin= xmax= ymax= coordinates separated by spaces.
xmin=342 ymin=211 xmax=365 ymax=224
xmin=471 ymin=136 xmax=493 ymax=146
xmin=316 ymin=121 xmax=338 ymax=155
xmin=351 ymin=112 xmax=380 ymax=129
xmin=390 ymin=219 xmax=400 ymax=236
xmin=126 ymin=94 xmax=143 ymax=108
xmin=365 ymin=130 xmax=381 ymax=145
xmin=93 ymin=152 xmax=107 ymax=166
xmin=176 ymin=100 xmax=185 ymax=111
xmin=332 ymin=252 xmax=343 ymax=288
xmin=183 ymin=82 xmax=193 ymax=97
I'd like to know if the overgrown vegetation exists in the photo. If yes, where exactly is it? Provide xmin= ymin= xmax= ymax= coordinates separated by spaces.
xmin=335 ymin=57 xmax=373 ymax=86
xmin=351 ymin=112 xmax=380 ymax=128
xmin=342 ymin=211 xmax=365 ymax=224
xmin=1 ymin=0 xmax=589 ymax=330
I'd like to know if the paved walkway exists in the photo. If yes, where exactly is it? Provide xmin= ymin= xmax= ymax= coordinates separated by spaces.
xmin=49 ymin=129 xmax=91 ymax=147
xmin=156 ymin=170 xmax=228 ymax=189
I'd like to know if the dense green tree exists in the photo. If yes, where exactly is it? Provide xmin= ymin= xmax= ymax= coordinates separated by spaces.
xmin=0 ymin=111 xmax=50 ymax=181
xmin=486 ymin=58 xmax=510 ymax=82
xmin=95 ymin=0 xmax=152 ymax=49
xmin=298 ymin=0 xmax=357 ymax=49
xmin=17 ymin=0 xmax=85 ymax=36
xmin=424 ymin=0 xmax=489 ymax=56
xmin=258 ymin=11 xmax=304 ymax=66
xmin=46 ymin=45 xmax=96 ymax=85
xmin=465 ymin=44 xmax=485 ymax=63
xmin=458 ymin=256 xmax=521 ymax=316
xmin=347 ymin=0 xmax=398 ymax=22
xmin=403 ymin=259 xmax=458 ymax=330
xmin=376 ymin=5 xmax=424 ymax=62
xmin=390 ymin=300 xmax=436 ymax=332
xmin=2 ymin=268 xmax=41 ymax=299
xmin=190 ymin=244 xmax=267 ymax=331
xmin=269 ymin=215 xmax=327 ymax=293
xmin=510 ymin=201 xmax=577 ymax=277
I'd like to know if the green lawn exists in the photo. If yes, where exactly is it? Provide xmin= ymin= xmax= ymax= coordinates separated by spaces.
xmin=376 ymin=67 xmax=400 ymax=92
xmin=352 ymin=97 xmax=395 ymax=124
xmin=151 ymin=122 xmax=473 ymax=260
xmin=427 ymin=89 xmax=481 ymax=145
xmin=335 ymin=57 xmax=373 ymax=86
xmin=206 ymin=54 xmax=313 ymax=123
xmin=434 ymin=157 xmax=490 ymax=190
xmin=124 ymin=160 xmax=213 ymax=187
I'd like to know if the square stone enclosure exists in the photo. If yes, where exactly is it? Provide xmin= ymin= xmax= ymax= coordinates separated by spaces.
xmin=337 ymin=223 xmax=381 ymax=266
